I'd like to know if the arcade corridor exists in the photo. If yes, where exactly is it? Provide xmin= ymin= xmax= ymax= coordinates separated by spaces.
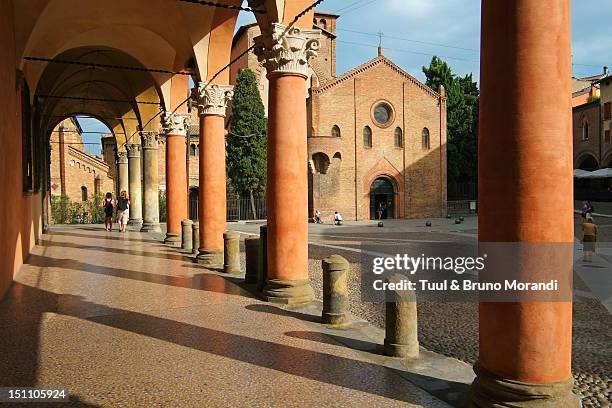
xmin=0 ymin=226 xmax=449 ymax=407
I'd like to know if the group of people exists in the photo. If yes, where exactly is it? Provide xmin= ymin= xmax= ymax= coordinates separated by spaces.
xmin=102 ymin=191 xmax=131 ymax=233
xmin=312 ymin=209 xmax=343 ymax=226
xmin=580 ymin=200 xmax=598 ymax=263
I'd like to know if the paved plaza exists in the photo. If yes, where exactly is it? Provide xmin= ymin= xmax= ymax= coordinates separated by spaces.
xmin=230 ymin=216 xmax=612 ymax=407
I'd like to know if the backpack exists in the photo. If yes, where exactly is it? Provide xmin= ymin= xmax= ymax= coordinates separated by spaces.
xmin=117 ymin=198 xmax=128 ymax=211
xmin=104 ymin=200 xmax=114 ymax=215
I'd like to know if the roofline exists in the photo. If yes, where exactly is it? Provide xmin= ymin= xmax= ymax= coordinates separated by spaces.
xmin=314 ymin=10 xmax=341 ymax=17
xmin=232 ymin=22 xmax=258 ymax=47
xmin=313 ymin=55 xmax=442 ymax=100
xmin=573 ymin=100 xmax=601 ymax=112
xmin=593 ymin=74 xmax=612 ymax=85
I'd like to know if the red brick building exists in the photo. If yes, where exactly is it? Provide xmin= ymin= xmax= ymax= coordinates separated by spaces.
xmin=49 ymin=118 xmax=115 ymax=202
xmin=231 ymin=12 xmax=447 ymax=221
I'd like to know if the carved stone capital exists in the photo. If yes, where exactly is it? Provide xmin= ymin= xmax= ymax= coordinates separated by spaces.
xmin=254 ymin=23 xmax=321 ymax=78
xmin=126 ymin=143 xmax=141 ymax=158
xmin=141 ymin=131 xmax=159 ymax=150
xmin=116 ymin=151 xmax=128 ymax=164
xmin=161 ymin=112 xmax=191 ymax=136
xmin=191 ymin=83 xmax=234 ymax=117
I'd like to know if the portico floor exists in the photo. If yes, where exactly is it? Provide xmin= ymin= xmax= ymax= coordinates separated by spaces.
xmin=0 ymin=225 xmax=456 ymax=407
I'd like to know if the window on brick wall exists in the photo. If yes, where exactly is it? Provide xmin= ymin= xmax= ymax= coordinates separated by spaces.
xmin=605 ymin=130 xmax=611 ymax=143
xmin=422 ymin=128 xmax=431 ymax=150
xmin=363 ymin=126 xmax=372 ymax=148
xmin=190 ymin=143 xmax=198 ymax=156
xmin=605 ymin=102 xmax=612 ymax=120
xmin=331 ymin=125 xmax=341 ymax=138
xmin=582 ymin=119 xmax=590 ymax=141
xmin=81 ymin=186 xmax=88 ymax=202
xmin=394 ymin=127 xmax=403 ymax=148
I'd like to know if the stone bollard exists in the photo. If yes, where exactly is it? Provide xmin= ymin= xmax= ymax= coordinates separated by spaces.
xmin=192 ymin=222 xmax=199 ymax=256
xmin=322 ymin=255 xmax=349 ymax=325
xmin=384 ymin=274 xmax=419 ymax=359
xmin=257 ymin=225 xmax=268 ymax=291
xmin=181 ymin=219 xmax=193 ymax=252
xmin=245 ymin=236 xmax=260 ymax=284
xmin=223 ymin=231 xmax=240 ymax=274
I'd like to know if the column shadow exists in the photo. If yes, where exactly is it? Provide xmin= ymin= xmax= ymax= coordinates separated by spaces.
xmin=38 ymin=239 xmax=187 ymax=262
xmin=245 ymin=304 xmax=322 ymax=323
xmin=47 ymin=230 xmax=162 ymax=244
xmin=26 ymin=254 xmax=255 ymax=299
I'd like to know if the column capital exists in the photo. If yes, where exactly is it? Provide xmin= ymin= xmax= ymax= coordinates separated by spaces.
xmin=191 ymin=83 xmax=234 ymax=117
xmin=254 ymin=23 xmax=321 ymax=78
xmin=141 ymin=131 xmax=160 ymax=150
xmin=126 ymin=143 xmax=141 ymax=158
xmin=116 ymin=151 xmax=128 ymax=164
xmin=161 ymin=112 xmax=191 ymax=137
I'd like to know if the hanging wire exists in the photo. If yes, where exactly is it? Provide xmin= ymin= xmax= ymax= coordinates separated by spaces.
xmin=37 ymin=95 xmax=161 ymax=105
xmin=177 ymin=0 xmax=265 ymax=13
xmin=23 ymin=56 xmax=193 ymax=76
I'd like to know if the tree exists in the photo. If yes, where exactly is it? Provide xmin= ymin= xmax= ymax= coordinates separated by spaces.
xmin=423 ymin=57 xmax=479 ymax=198
xmin=227 ymin=68 xmax=268 ymax=216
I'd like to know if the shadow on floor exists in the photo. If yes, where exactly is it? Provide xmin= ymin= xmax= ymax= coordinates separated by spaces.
xmin=245 ymin=304 xmax=322 ymax=323
xmin=0 ymin=283 xmax=453 ymax=405
xmin=284 ymin=330 xmax=381 ymax=353
xmin=39 ymin=239 xmax=187 ymax=262
xmin=26 ymin=254 xmax=254 ymax=299
xmin=47 ymin=230 xmax=162 ymax=245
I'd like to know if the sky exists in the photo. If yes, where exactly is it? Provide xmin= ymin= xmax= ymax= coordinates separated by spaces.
xmin=78 ymin=0 xmax=612 ymax=154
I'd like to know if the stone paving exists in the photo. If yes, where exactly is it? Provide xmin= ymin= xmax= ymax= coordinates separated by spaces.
xmin=230 ymin=216 xmax=612 ymax=407
xmin=0 ymin=225 xmax=459 ymax=408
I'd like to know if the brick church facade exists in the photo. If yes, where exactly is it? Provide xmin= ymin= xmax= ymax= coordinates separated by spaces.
xmin=49 ymin=118 xmax=115 ymax=201
xmin=231 ymin=11 xmax=447 ymax=221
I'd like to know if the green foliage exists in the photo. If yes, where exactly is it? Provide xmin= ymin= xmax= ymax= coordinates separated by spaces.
xmin=227 ymin=68 xmax=268 ymax=197
xmin=50 ymin=194 xmax=106 ymax=224
xmin=51 ymin=194 xmax=70 ymax=224
xmin=88 ymin=194 xmax=106 ymax=224
xmin=423 ymin=57 xmax=479 ymax=187
xmin=587 ymin=95 xmax=600 ymax=104
xmin=159 ymin=190 xmax=167 ymax=222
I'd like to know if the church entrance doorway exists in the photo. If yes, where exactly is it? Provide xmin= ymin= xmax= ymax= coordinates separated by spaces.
xmin=369 ymin=177 xmax=395 ymax=220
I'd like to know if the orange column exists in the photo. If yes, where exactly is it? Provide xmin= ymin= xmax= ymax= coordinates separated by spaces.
xmin=192 ymin=83 xmax=234 ymax=266
xmin=254 ymin=24 xmax=320 ymax=304
xmin=471 ymin=1 xmax=579 ymax=406
xmin=162 ymin=113 xmax=190 ymax=246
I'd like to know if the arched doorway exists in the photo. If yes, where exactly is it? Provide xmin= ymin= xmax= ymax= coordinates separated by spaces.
xmin=369 ymin=177 xmax=395 ymax=219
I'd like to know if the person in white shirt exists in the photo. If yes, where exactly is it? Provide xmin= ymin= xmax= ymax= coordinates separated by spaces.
xmin=334 ymin=211 xmax=343 ymax=226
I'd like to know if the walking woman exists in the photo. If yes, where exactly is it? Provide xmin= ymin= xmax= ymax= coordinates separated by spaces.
xmin=582 ymin=214 xmax=598 ymax=263
xmin=103 ymin=192 xmax=115 ymax=231
xmin=116 ymin=190 xmax=130 ymax=233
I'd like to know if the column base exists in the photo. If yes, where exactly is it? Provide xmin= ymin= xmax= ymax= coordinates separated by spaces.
xmin=263 ymin=279 xmax=314 ymax=305
xmin=383 ymin=340 xmax=419 ymax=360
xmin=140 ymin=222 xmax=161 ymax=233
xmin=468 ymin=363 xmax=581 ymax=408
xmin=128 ymin=218 xmax=143 ymax=228
xmin=164 ymin=233 xmax=181 ymax=246
xmin=197 ymin=248 xmax=223 ymax=268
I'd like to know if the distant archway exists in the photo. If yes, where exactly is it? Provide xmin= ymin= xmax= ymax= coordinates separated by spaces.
xmin=189 ymin=187 xmax=199 ymax=221
xmin=369 ymin=177 xmax=395 ymax=220
xmin=576 ymin=154 xmax=599 ymax=171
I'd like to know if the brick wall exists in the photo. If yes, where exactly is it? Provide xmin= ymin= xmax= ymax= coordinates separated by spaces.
xmin=49 ymin=119 xmax=115 ymax=201
xmin=573 ymin=102 xmax=602 ymax=169
xmin=310 ymin=57 xmax=447 ymax=221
